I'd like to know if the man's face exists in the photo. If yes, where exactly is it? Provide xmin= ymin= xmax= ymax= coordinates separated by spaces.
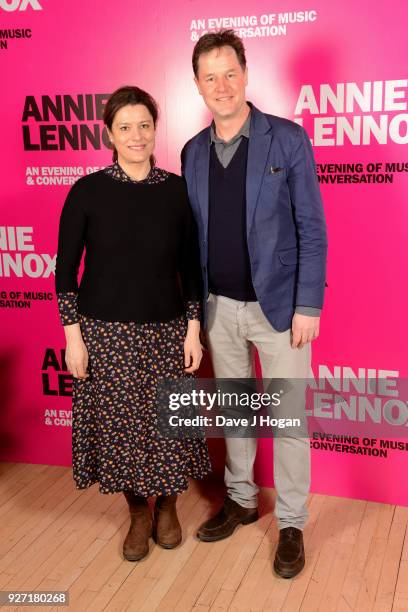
xmin=194 ymin=45 xmax=248 ymax=121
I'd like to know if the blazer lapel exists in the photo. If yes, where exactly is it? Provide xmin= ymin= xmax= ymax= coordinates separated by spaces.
xmin=246 ymin=106 xmax=273 ymax=236
xmin=194 ymin=130 xmax=211 ymax=241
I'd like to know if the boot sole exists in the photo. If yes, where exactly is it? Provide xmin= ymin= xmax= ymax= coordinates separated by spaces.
xmin=123 ymin=550 xmax=149 ymax=562
xmin=152 ymin=529 xmax=182 ymax=549
xmin=197 ymin=512 xmax=259 ymax=542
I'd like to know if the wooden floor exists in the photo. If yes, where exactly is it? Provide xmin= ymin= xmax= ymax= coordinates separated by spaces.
xmin=0 ymin=463 xmax=407 ymax=611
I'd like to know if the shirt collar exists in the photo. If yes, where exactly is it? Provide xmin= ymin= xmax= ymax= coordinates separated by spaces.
xmin=108 ymin=162 xmax=169 ymax=185
xmin=210 ymin=109 xmax=251 ymax=145
xmin=113 ymin=161 xmax=155 ymax=183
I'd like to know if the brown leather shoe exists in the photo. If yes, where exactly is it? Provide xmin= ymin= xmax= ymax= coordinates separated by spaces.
xmin=273 ymin=527 xmax=305 ymax=578
xmin=123 ymin=492 xmax=152 ymax=561
xmin=153 ymin=495 xmax=182 ymax=549
xmin=197 ymin=497 xmax=258 ymax=542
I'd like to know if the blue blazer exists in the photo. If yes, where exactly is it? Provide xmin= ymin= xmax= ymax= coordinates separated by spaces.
xmin=181 ymin=104 xmax=328 ymax=332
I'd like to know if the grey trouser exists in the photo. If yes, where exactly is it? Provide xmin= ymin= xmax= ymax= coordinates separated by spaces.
xmin=206 ymin=294 xmax=312 ymax=530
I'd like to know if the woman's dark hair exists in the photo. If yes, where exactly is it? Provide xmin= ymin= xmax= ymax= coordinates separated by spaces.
xmin=103 ymin=85 xmax=159 ymax=165
xmin=192 ymin=29 xmax=247 ymax=78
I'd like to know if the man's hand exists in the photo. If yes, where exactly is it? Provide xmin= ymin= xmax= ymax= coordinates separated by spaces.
xmin=291 ymin=313 xmax=320 ymax=349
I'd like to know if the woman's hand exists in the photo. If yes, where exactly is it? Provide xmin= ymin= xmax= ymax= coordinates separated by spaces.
xmin=184 ymin=320 xmax=203 ymax=373
xmin=64 ymin=323 xmax=89 ymax=379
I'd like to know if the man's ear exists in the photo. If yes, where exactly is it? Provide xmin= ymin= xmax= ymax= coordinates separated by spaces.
xmin=194 ymin=76 xmax=202 ymax=96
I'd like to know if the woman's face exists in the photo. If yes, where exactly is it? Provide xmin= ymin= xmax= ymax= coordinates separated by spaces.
xmin=108 ymin=104 xmax=155 ymax=168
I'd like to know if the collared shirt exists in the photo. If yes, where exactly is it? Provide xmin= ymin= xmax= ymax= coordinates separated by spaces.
xmin=104 ymin=161 xmax=169 ymax=184
xmin=209 ymin=109 xmax=320 ymax=318
xmin=210 ymin=111 xmax=251 ymax=168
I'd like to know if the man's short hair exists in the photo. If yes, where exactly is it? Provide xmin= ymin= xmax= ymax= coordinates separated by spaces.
xmin=192 ymin=29 xmax=247 ymax=78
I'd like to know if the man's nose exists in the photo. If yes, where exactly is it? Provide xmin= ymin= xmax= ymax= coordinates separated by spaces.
xmin=215 ymin=77 xmax=229 ymax=92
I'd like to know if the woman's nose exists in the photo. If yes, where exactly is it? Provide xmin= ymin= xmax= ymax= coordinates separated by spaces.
xmin=129 ymin=127 xmax=142 ymax=140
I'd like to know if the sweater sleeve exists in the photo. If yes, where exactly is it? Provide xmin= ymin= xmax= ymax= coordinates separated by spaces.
xmin=55 ymin=179 xmax=87 ymax=326
xmin=177 ymin=179 xmax=203 ymax=311
xmin=55 ymin=179 xmax=87 ymax=294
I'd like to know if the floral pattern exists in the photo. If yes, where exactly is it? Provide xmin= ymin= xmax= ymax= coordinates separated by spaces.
xmin=57 ymin=164 xmax=210 ymax=495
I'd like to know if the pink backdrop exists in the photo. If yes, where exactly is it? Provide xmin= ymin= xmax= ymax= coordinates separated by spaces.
xmin=1 ymin=0 xmax=407 ymax=505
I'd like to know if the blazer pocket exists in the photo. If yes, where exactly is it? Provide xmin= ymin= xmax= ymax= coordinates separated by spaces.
xmin=278 ymin=248 xmax=298 ymax=265
xmin=264 ymin=167 xmax=287 ymax=182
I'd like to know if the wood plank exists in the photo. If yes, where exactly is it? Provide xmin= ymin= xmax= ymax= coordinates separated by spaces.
xmin=354 ymin=503 xmax=395 ymax=610
xmin=209 ymin=588 xmax=235 ymax=611
xmin=0 ymin=466 xmax=51 ymax=524
xmin=36 ymin=496 xmax=120 ymax=589
xmin=158 ymin=509 xmax=269 ymax=610
xmin=326 ymin=499 xmax=381 ymax=612
xmin=316 ymin=498 xmax=367 ymax=611
xmin=393 ymin=515 xmax=408 ymax=611
xmin=0 ymin=462 xmax=40 ymax=490
xmin=76 ymin=557 xmax=136 ymax=612
xmin=0 ymin=474 xmax=86 ymax=582
xmin=0 ymin=490 xmax=89 ymax=590
xmin=0 ymin=465 xmax=66 ymax=524
xmin=373 ymin=506 xmax=408 ymax=611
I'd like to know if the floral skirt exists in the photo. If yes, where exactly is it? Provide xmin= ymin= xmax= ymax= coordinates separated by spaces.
xmin=72 ymin=314 xmax=211 ymax=495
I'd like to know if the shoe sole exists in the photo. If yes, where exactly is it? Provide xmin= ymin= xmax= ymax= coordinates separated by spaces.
xmin=273 ymin=557 xmax=305 ymax=579
xmin=197 ymin=512 xmax=259 ymax=542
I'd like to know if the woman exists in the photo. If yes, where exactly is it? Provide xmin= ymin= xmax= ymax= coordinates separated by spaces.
xmin=55 ymin=86 xmax=211 ymax=562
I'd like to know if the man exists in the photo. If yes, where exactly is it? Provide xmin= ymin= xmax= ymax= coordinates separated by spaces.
xmin=181 ymin=30 xmax=327 ymax=578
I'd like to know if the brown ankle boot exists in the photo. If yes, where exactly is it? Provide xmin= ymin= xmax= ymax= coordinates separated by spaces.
xmin=123 ymin=491 xmax=152 ymax=561
xmin=153 ymin=495 xmax=182 ymax=549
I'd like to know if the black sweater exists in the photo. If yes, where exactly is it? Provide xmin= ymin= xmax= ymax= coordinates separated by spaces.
xmin=55 ymin=170 xmax=202 ymax=323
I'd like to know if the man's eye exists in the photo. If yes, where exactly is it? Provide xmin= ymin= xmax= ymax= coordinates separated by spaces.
xmin=120 ymin=126 xmax=128 ymax=131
